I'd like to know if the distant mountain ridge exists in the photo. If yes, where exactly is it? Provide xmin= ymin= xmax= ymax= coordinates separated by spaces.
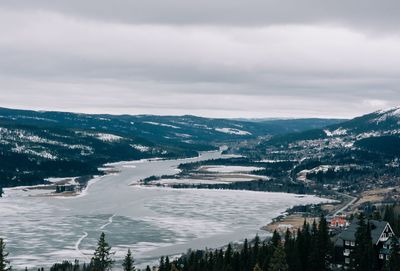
xmin=0 ymin=107 xmax=344 ymax=140
xmin=0 ymin=107 xmax=343 ymax=188
xmin=261 ymin=106 xmax=400 ymax=147
xmin=317 ymin=106 xmax=400 ymax=136
xmin=250 ymin=106 xmax=400 ymax=161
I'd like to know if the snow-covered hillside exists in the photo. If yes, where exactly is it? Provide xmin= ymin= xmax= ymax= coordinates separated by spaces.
xmin=0 ymin=107 xmax=344 ymax=188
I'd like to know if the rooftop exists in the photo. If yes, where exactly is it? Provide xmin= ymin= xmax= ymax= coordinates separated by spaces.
xmin=335 ymin=219 xmax=389 ymax=247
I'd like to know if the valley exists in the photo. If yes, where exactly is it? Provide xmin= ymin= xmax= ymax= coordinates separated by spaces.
xmin=2 ymin=2 xmax=400 ymax=269
xmin=0 ymin=107 xmax=342 ymax=189
xmin=1 ymin=106 xmax=400 ymax=270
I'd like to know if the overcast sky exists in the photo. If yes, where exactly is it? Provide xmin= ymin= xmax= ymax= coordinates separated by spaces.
xmin=1 ymin=1 xmax=400 ymax=118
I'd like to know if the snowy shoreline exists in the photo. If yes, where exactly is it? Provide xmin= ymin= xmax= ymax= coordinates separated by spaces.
xmin=1 ymin=150 xmax=334 ymax=270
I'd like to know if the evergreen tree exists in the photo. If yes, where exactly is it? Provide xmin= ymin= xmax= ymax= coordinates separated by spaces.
xmin=313 ymin=215 xmax=332 ymax=271
xmin=122 ymin=249 xmax=135 ymax=271
xmin=311 ymin=220 xmax=318 ymax=238
xmin=164 ymin=256 xmax=170 ymax=271
xmin=383 ymin=205 xmax=393 ymax=223
xmin=297 ymin=221 xmax=311 ymax=271
xmin=224 ymin=243 xmax=233 ymax=269
xmin=383 ymin=205 xmax=400 ymax=235
xmin=73 ymin=260 xmax=80 ymax=271
xmin=232 ymin=252 xmax=241 ymax=271
xmin=159 ymin=257 xmax=165 ymax=271
xmin=372 ymin=210 xmax=382 ymax=221
xmin=0 ymin=239 xmax=11 ymax=271
xmin=284 ymin=229 xmax=300 ymax=271
xmin=204 ymin=250 xmax=212 ymax=271
xmin=386 ymin=236 xmax=400 ymax=271
xmin=91 ymin=232 xmax=114 ymax=271
xmin=241 ymin=239 xmax=250 ymax=271
xmin=145 ymin=266 xmax=151 ymax=271
xmin=268 ymin=245 xmax=288 ymax=271
xmin=308 ymin=220 xmax=319 ymax=269
xmin=351 ymin=214 xmax=374 ymax=271
xmin=251 ymin=236 xmax=260 ymax=268
xmin=271 ymin=231 xmax=281 ymax=247
xmin=215 ymin=249 xmax=224 ymax=271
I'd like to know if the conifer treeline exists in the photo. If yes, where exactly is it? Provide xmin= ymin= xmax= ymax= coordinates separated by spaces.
xmin=160 ymin=215 xmax=332 ymax=271
xmin=382 ymin=204 xmax=400 ymax=235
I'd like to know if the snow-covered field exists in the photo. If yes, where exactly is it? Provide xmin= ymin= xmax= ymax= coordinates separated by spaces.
xmin=0 ymin=151 xmax=331 ymax=270
xmin=215 ymin=127 xmax=251 ymax=135
xmin=150 ymin=178 xmax=231 ymax=185
xmin=199 ymin=165 xmax=264 ymax=173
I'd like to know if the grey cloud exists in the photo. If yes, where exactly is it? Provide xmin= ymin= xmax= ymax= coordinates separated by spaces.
xmin=2 ymin=0 xmax=400 ymax=33
xmin=0 ymin=1 xmax=400 ymax=118
xmin=0 ymin=76 xmax=398 ymax=118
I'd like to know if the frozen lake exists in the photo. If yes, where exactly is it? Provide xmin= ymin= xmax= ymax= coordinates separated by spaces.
xmin=0 ymin=151 xmax=330 ymax=269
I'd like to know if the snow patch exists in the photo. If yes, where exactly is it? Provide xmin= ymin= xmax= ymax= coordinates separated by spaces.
xmin=11 ymin=145 xmax=57 ymax=160
xmin=96 ymin=133 xmax=123 ymax=142
xmin=130 ymin=144 xmax=150 ymax=152
xmin=174 ymin=133 xmax=192 ymax=138
xmin=215 ymin=128 xmax=251 ymax=135
xmin=143 ymin=122 xmax=180 ymax=129
xmin=199 ymin=165 xmax=264 ymax=173
xmin=356 ymin=131 xmax=382 ymax=140
xmin=258 ymin=159 xmax=296 ymax=163
xmin=373 ymin=106 xmax=400 ymax=123
xmin=45 ymin=177 xmax=79 ymax=185
xmin=193 ymin=124 xmax=212 ymax=130
xmin=324 ymin=128 xmax=347 ymax=137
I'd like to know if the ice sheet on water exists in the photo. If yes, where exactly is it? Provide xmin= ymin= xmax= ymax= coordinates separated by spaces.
xmin=0 ymin=152 xmax=333 ymax=270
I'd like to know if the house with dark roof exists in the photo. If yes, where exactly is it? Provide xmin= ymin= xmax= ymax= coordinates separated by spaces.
xmin=379 ymin=236 xmax=399 ymax=261
xmin=334 ymin=219 xmax=395 ymax=269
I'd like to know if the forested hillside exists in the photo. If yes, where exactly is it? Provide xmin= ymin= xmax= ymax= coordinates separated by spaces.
xmin=239 ymin=107 xmax=400 ymax=195
xmin=0 ymin=107 xmax=342 ymax=188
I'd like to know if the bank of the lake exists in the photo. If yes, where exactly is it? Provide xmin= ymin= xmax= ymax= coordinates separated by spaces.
xmin=0 ymin=151 xmax=332 ymax=270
